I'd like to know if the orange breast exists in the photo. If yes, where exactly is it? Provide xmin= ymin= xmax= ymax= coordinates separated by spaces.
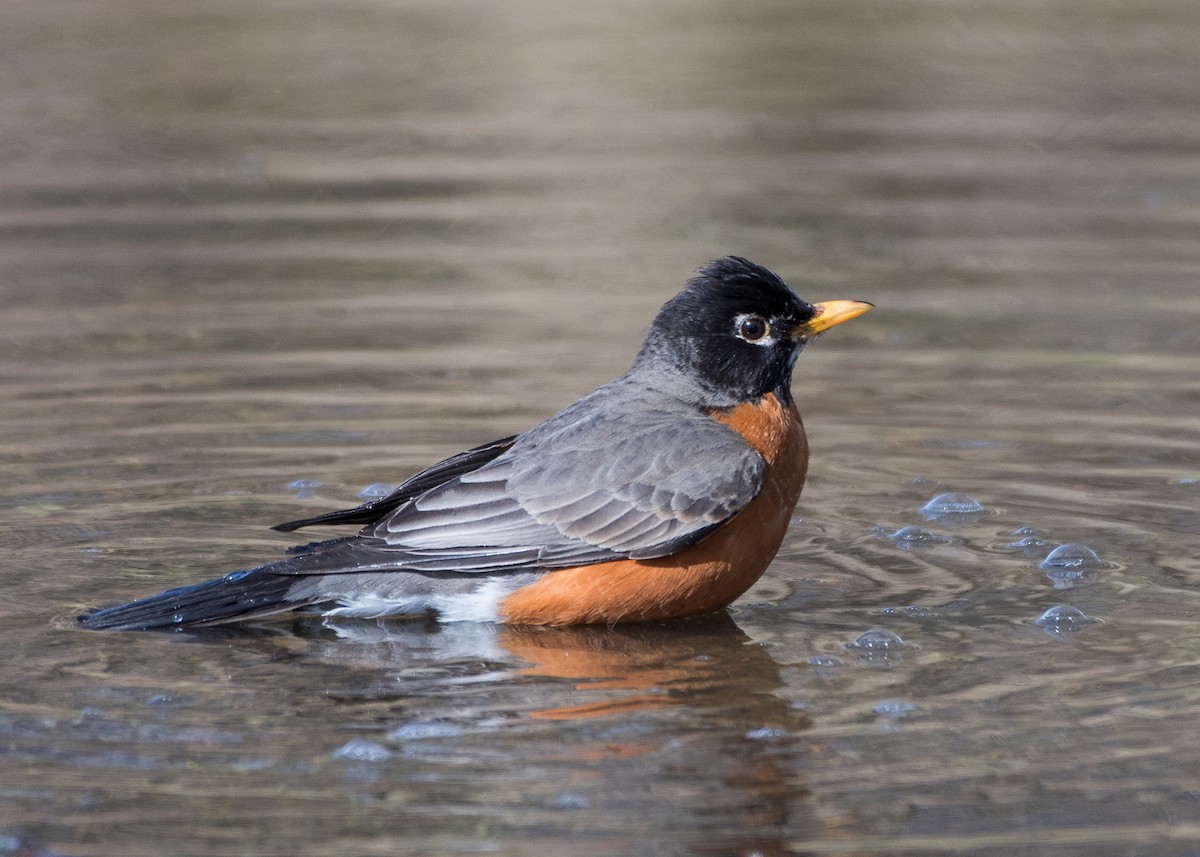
xmin=499 ymin=393 xmax=809 ymax=625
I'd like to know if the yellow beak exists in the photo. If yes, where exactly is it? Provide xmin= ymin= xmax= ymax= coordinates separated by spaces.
xmin=794 ymin=300 xmax=874 ymax=337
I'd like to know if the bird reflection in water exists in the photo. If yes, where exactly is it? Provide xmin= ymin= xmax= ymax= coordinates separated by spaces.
xmin=191 ymin=613 xmax=816 ymax=857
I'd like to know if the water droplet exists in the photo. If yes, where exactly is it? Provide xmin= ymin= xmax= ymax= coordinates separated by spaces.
xmin=1039 ymin=544 xmax=1102 ymax=570
xmin=332 ymin=739 xmax=391 ymax=762
xmin=359 ymin=482 xmax=397 ymax=499
xmin=1035 ymin=605 xmax=1095 ymax=633
xmin=846 ymin=629 xmax=906 ymax=650
xmin=144 ymin=693 xmax=179 ymax=707
xmin=223 ymin=569 xmax=253 ymax=582
xmin=874 ymin=700 xmax=915 ymax=717
xmin=171 ymin=614 xmax=184 ymax=624
xmin=919 ymin=492 xmax=984 ymax=518
xmin=556 ymin=792 xmax=589 ymax=810
xmin=884 ymin=525 xmax=950 ymax=549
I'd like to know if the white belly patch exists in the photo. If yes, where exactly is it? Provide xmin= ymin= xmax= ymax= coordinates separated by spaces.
xmin=323 ymin=575 xmax=537 ymax=623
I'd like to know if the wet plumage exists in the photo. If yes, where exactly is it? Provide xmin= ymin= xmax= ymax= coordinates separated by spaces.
xmin=80 ymin=257 xmax=871 ymax=630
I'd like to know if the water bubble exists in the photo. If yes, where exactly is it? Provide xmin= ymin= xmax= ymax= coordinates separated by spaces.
xmin=806 ymin=655 xmax=843 ymax=669
xmin=883 ymin=604 xmax=935 ymax=619
xmin=1039 ymin=544 xmax=1102 ymax=570
xmin=1044 ymin=568 xmax=1084 ymax=590
xmin=746 ymin=725 xmax=789 ymax=740
xmin=1008 ymin=527 xmax=1051 ymax=553
xmin=332 ymin=739 xmax=392 ymax=762
xmin=1008 ymin=535 xmax=1050 ymax=552
xmin=884 ymin=525 xmax=950 ymax=549
xmin=1035 ymin=605 xmax=1095 ymax=635
xmin=231 ymin=758 xmax=277 ymax=773
xmin=874 ymin=700 xmax=915 ymax=717
xmin=919 ymin=492 xmax=984 ymax=519
xmin=287 ymin=479 xmax=322 ymax=499
xmin=390 ymin=722 xmax=464 ymax=741
xmin=358 ymin=482 xmax=397 ymax=499
xmin=846 ymin=629 xmax=906 ymax=651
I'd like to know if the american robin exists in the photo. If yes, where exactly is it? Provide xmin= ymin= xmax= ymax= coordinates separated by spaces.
xmin=80 ymin=257 xmax=871 ymax=631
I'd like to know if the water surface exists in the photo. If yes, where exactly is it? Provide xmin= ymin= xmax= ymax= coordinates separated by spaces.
xmin=3 ymin=1 xmax=1200 ymax=855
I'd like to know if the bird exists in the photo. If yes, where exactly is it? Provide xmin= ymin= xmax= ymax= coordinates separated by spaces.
xmin=79 ymin=257 xmax=872 ymax=631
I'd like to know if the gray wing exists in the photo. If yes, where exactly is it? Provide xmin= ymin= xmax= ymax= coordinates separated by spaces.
xmin=258 ymin=383 xmax=761 ymax=577
xmin=264 ymin=382 xmax=766 ymax=577
xmin=341 ymin=389 xmax=766 ymax=574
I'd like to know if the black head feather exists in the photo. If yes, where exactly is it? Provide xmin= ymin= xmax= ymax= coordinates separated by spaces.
xmin=632 ymin=257 xmax=817 ymax=408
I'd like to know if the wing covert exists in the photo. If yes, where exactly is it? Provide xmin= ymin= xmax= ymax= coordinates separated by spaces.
xmin=362 ymin=405 xmax=765 ymax=571
xmin=271 ymin=435 xmax=517 ymax=532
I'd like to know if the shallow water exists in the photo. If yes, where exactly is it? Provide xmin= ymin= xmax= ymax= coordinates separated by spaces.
xmin=3 ymin=0 xmax=1200 ymax=855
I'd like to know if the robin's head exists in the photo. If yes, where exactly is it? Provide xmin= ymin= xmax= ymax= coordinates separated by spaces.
xmin=632 ymin=257 xmax=872 ymax=409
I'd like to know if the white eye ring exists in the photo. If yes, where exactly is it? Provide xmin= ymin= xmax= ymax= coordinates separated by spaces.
xmin=735 ymin=313 xmax=771 ymax=344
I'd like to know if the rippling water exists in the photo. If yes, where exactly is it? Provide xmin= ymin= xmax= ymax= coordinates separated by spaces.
xmin=4 ymin=1 xmax=1200 ymax=855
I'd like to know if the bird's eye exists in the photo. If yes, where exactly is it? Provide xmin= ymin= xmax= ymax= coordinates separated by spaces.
xmin=736 ymin=315 xmax=770 ymax=343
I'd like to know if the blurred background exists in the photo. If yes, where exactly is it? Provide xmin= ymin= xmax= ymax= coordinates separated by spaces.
xmin=3 ymin=1 xmax=1200 ymax=855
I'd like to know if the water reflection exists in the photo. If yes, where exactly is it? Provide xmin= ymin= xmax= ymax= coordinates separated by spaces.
xmin=222 ymin=614 xmax=803 ymax=722
xmin=174 ymin=614 xmax=815 ymax=856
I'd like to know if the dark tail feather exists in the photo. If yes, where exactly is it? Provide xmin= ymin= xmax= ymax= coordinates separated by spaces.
xmin=78 ymin=569 xmax=305 ymax=631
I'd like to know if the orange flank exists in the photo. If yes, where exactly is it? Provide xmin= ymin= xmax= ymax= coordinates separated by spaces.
xmin=499 ymin=393 xmax=808 ymax=625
